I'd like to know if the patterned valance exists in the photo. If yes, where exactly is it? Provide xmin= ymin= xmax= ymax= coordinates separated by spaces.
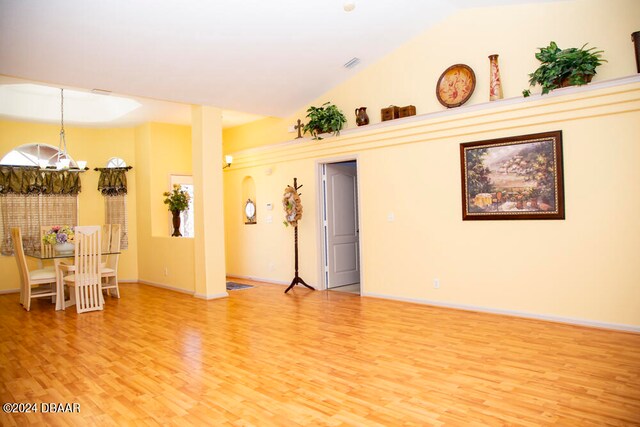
xmin=0 ymin=166 xmax=82 ymax=195
xmin=96 ymin=167 xmax=131 ymax=195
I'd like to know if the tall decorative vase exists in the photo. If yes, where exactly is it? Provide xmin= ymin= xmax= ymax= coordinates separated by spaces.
xmin=632 ymin=31 xmax=640 ymax=73
xmin=488 ymin=54 xmax=503 ymax=101
xmin=171 ymin=210 xmax=182 ymax=237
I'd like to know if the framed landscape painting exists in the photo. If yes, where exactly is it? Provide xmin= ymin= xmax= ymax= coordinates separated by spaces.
xmin=460 ymin=131 xmax=565 ymax=220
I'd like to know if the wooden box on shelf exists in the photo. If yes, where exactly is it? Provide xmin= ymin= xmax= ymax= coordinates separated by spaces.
xmin=399 ymin=105 xmax=416 ymax=118
xmin=381 ymin=106 xmax=400 ymax=122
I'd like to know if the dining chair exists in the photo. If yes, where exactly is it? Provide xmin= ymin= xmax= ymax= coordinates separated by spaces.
xmin=101 ymin=224 xmax=112 ymax=259
xmin=58 ymin=225 xmax=103 ymax=313
xmin=40 ymin=225 xmax=56 ymax=258
xmin=11 ymin=227 xmax=57 ymax=311
xmin=101 ymin=224 xmax=121 ymax=298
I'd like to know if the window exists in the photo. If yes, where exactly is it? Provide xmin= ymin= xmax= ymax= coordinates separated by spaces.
xmin=107 ymin=157 xmax=127 ymax=168
xmin=170 ymin=175 xmax=194 ymax=238
xmin=100 ymin=158 xmax=129 ymax=249
xmin=0 ymin=144 xmax=79 ymax=255
xmin=0 ymin=143 xmax=79 ymax=169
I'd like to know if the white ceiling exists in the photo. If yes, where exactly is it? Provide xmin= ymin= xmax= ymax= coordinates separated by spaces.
xmin=0 ymin=0 xmax=558 ymax=127
xmin=0 ymin=75 xmax=263 ymax=128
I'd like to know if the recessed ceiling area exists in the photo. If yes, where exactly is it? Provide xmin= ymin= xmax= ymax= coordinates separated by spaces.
xmin=0 ymin=0 xmax=564 ymax=123
xmin=0 ymin=82 xmax=142 ymax=124
xmin=0 ymin=75 xmax=264 ymax=128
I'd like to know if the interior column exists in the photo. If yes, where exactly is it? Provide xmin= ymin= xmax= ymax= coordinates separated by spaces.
xmin=191 ymin=105 xmax=228 ymax=299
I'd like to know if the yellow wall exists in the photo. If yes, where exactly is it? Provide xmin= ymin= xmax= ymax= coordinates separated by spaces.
xmin=0 ymin=120 xmax=139 ymax=290
xmin=222 ymin=0 xmax=640 ymax=327
xmin=135 ymin=122 xmax=195 ymax=292
xmin=223 ymin=0 xmax=640 ymax=153
xmin=0 ymin=120 xmax=196 ymax=295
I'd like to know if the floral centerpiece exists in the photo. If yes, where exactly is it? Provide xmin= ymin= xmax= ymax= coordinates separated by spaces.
xmin=163 ymin=184 xmax=191 ymax=212
xmin=163 ymin=184 xmax=191 ymax=237
xmin=42 ymin=225 xmax=75 ymax=245
xmin=42 ymin=225 xmax=75 ymax=254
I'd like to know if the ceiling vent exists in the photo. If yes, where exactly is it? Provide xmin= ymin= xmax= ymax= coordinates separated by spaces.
xmin=91 ymin=88 xmax=112 ymax=95
xmin=343 ymin=57 xmax=360 ymax=69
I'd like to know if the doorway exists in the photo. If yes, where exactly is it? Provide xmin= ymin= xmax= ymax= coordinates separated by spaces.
xmin=320 ymin=160 xmax=361 ymax=294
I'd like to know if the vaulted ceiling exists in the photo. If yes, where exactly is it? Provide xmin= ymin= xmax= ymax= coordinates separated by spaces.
xmin=0 ymin=0 xmax=561 ymax=126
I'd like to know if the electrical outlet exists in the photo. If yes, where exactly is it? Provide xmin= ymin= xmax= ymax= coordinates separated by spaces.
xmin=164 ymin=267 xmax=169 ymax=276
xmin=433 ymin=278 xmax=440 ymax=289
xmin=269 ymin=262 xmax=275 ymax=271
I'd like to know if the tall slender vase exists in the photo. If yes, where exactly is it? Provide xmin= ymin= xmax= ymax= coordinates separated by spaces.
xmin=488 ymin=54 xmax=503 ymax=101
xmin=632 ymin=31 xmax=640 ymax=73
xmin=171 ymin=210 xmax=182 ymax=237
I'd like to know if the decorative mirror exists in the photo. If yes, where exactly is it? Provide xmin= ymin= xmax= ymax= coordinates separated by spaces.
xmin=244 ymin=199 xmax=256 ymax=224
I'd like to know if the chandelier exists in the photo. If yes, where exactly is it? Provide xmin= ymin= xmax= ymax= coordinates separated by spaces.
xmin=54 ymin=88 xmax=86 ymax=170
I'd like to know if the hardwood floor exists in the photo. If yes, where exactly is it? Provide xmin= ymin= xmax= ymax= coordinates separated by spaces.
xmin=1 ymin=280 xmax=639 ymax=426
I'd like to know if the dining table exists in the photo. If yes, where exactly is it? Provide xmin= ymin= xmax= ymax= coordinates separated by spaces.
xmin=25 ymin=248 xmax=120 ymax=311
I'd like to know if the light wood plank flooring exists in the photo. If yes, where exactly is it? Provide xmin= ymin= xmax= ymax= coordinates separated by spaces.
xmin=1 ymin=280 xmax=639 ymax=426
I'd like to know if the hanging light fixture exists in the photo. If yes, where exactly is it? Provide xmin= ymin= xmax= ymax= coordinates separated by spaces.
xmin=55 ymin=88 xmax=87 ymax=170
xmin=55 ymin=88 xmax=70 ymax=169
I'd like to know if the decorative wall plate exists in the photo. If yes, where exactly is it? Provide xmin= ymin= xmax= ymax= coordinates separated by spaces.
xmin=436 ymin=64 xmax=476 ymax=108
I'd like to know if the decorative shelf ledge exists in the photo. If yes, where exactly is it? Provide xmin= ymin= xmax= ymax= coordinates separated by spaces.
xmin=228 ymin=74 xmax=640 ymax=167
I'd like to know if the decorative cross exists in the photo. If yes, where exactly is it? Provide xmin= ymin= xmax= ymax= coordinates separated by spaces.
xmin=294 ymin=119 xmax=303 ymax=139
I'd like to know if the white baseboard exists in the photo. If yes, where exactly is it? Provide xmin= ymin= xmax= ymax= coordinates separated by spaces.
xmin=0 ymin=288 xmax=19 ymax=294
xmin=227 ymin=274 xmax=303 ymax=287
xmin=194 ymin=292 xmax=229 ymax=300
xmin=362 ymin=291 xmax=640 ymax=333
xmin=137 ymin=280 xmax=195 ymax=295
xmin=138 ymin=280 xmax=229 ymax=300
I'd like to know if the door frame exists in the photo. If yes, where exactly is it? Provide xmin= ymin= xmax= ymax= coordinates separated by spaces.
xmin=315 ymin=155 xmax=363 ymax=292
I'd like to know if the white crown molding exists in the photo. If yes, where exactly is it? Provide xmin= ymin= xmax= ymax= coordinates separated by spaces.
xmin=227 ymin=74 xmax=640 ymax=169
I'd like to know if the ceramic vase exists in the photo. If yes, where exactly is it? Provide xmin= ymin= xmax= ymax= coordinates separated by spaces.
xmin=488 ymin=54 xmax=503 ymax=101
xmin=55 ymin=242 xmax=74 ymax=255
xmin=171 ymin=210 xmax=182 ymax=237
xmin=632 ymin=31 xmax=640 ymax=73
xmin=355 ymin=107 xmax=369 ymax=126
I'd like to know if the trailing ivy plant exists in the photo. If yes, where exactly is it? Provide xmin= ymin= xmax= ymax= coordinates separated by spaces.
xmin=302 ymin=102 xmax=347 ymax=140
xmin=523 ymin=41 xmax=606 ymax=97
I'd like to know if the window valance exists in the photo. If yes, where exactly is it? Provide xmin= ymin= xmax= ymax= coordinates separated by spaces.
xmin=96 ymin=167 xmax=131 ymax=195
xmin=0 ymin=166 xmax=82 ymax=195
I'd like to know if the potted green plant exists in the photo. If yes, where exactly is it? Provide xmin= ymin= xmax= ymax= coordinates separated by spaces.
xmin=523 ymin=41 xmax=606 ymax=97
xmin=163 ymin=184 xmax=190 ymax=236
xmin=302 ymin=102 xmax=347 ymax=140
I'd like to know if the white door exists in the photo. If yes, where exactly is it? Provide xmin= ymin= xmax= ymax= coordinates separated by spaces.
xmin=325 ymin=162 xmax=360 ymax=288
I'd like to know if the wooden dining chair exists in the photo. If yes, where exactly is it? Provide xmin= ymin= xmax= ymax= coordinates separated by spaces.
xmin=11 ymin=227 xmax=57 ymax=311
xmin=40 ymin=225 xmax=56 ymax=258
xmin=101 ymin=224 xmax=112 ymax=261
xmin=58 ymin=225 xmax=103 ymax=313
xmin=101 ymin=224 xmax=121 ymax=298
